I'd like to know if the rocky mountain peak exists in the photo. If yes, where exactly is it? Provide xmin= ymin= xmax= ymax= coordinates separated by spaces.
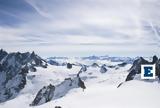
xmin=0 ymin=50 xmax=47 ymax=103
xmin=0 ymin=49 xmax=8 ymax=61
xmin=125 ymin=56 xmax=160 ymax=81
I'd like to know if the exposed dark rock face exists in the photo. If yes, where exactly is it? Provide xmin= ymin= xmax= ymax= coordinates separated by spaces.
xmin=47 ymin=59 xmax=59 ymax=66
xmin=0 ymin=49 xmax=8 ymax=61
xmin=78 ymin=65 xmax=87 ymax=75
xmin=125 ymin=56 xmax=160 ymax=81
xmin=100 ymin=65 xmax=107 ymax=73
xmin=125 ymin=70 xmax=137 ymax=81
xmin=117 ymin=82 xmax=123 ymax=88
xmin=125 ymin=57 xmax=149 ymax=81
xmin=55 ymin=77 xmax=86 ymax=96
xmin=91 ymin=63 xmax=99 ymax=68
xmin=31 ymin=76 xmax=86 ymax=106
xmin=29 ymin=51 xmax=48 ymax=68
xmin=154 ymin=57 xmax=160 ymax=77
xmin=55 ymin=106 xmax=62 ymax=108
xmin=81 ymin=65 xmax=87 ymax=72
xmin=67 ymin=63 xmax=72 ymax=69
xmin=30 ymin=84 xmax=55 ymax=106
xmin=152 ymin=55 xmax=158 ymax=64
xmin=158 ymin=74 xmax=160 ymax=80
xmin=129 ymin=57 xmax=149 ymax=74
xmin=107 ymin=65 xmax=116 ymax=68
xmin=118 ymin=62 xmax=127 ymax=67
xmin=0 ymin=50 xmax=47 ymax=103
xmin=78 ymin=77 xmax=86 ymax=90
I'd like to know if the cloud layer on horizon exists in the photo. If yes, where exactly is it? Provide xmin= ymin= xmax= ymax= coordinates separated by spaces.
xmin=0 ymin=0 xmax=160 ymax=57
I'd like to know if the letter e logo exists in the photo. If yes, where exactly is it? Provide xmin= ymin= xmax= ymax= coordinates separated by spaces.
xmin=141 ymin=64 xmax=155 ymax=79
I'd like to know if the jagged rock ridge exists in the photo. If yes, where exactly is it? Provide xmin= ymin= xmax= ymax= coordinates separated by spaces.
xmin=0 ymin=49 xmax=47 ymax=103
xmin=117 ymin=56 xmax=160 ymax=88
xmin=125 ymin=56 xmax=160 ymax=81
xmin=31 ymin=76 xmax=86 ymax=106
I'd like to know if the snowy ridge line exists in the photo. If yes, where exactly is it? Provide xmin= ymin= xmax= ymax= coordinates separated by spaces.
xmin=30 ymin=66 xmax=86 ymax=106
xmin=0 ymin=49 xmax=47 ymax=103
xmin=1 ymin=49 xmax=160 ymax=108
xmin=117 ymin=55 xmax=160 ymax=88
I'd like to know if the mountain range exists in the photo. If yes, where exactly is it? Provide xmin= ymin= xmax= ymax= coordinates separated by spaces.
xmin=0 ymin=49 xmax=160 ymax=108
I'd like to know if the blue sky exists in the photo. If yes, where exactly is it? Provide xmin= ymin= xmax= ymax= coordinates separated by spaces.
xmin=0 ymin=0 xmax=160 ymax=57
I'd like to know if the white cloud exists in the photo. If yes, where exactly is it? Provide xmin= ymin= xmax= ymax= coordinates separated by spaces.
xmin=0 ymin=0 xmax=160 ymax=57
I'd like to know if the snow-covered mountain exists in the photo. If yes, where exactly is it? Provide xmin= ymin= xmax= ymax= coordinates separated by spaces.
xmin=0 ymin=49 xmax=47 ymax=103
xmin=81 ymin=55 xmax=135 ymax=64
xmin=0 ymin=50 xmax=160 ymax=108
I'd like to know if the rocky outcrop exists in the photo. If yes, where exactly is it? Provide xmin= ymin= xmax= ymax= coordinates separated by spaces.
xmin=81 ymin=65 xmax=87 ymax=72
xmin=78 ymin=77 xmax=86 ymax=89
xmin=117 ymin=62 xmax=127 ymax=67
xmin=0 ymin=50 xmax=47 ymax=103
xmin=91 ymin=63 xmax=99 ymax=68
xmin=125 ymin=56 xmax=160 ymax=81
xmin=31 ymin=76 xmax=86 ymax=106
xmin=107 ymin=65 xmax=116 ymax=68
xmin=0 ymin=49 xmax=7 ymax=61
xmin=78 ymin=65 xmax=88 ymax=76
xmin=118 ymin=56 xmax=160 ymax=88
xmin=152 ymin=55 xmax=158 ymax=64
xmin=100 ymin=65 xmax=107 ymax=73
xmin=47 ymin=59 xmax=59 ymax=66
xmin=125 ymin=57 xmax=149 ymax=81
xmin=30 ymin=84 xmax=55 ymax=106
xmin=67 ymin=63 xmax=72 ymax=69
xmin=29 ymin=51 xmax=48 ymax=68
xmin=55 ymin=106 xmax=62 ymax=108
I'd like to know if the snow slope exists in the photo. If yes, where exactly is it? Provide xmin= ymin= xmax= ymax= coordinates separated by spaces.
xmin=0 ymin=58 xmax=159 ymax=108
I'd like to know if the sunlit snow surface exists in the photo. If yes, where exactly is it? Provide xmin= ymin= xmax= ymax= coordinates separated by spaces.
xmin=1 ymin=58 xmax=160 ymax=108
